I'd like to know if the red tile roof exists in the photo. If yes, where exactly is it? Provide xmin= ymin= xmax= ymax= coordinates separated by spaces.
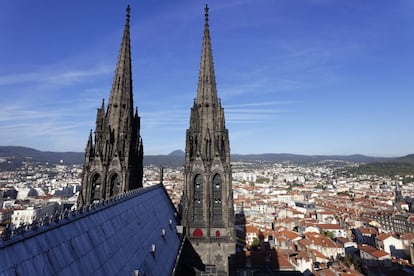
xmin=359 ymin=244 xmax=390 ymax=259
xmin=376 ymin=233 xmax=392 ymax=241
xmin=400 ymin=233 xmax=414 ymax=241
xmin=309 ymin=248 xmax=329 ymax=260
xmin=358 ymin=227 xmax=378 ymax=235
xmin=277 ymin=229 xmax=301 ymax=241
xmin=316 ymin=223 xmax=342 ymax=230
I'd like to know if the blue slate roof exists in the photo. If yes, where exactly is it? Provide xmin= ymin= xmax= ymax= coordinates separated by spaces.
xmin=0 ymin=184 xmax=183 ymax=275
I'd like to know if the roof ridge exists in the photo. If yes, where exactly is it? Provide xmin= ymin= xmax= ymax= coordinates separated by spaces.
xmin=0 ymin=184 xmax=162 ymax=248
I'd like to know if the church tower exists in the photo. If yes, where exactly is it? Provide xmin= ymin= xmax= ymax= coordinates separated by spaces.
xmin=182 ymin=5 xmax=235 ymax=273
xmin=78 ymin=6 xmax=143 ymax=208
xmin=395 ymin=179 xmax=403 ymax=208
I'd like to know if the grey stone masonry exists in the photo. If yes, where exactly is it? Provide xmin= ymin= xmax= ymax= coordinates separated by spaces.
xmin=182 ymin=4 xmax=235 ymax=274
xmin=78 ymin=5 xmax=143 ymax=208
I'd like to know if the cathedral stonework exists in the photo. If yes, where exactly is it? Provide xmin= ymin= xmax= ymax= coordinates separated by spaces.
xmin=182 ymin=5 xmax=235 ymax=273
xmin=78 ymin=6 xmax=143 ymax=208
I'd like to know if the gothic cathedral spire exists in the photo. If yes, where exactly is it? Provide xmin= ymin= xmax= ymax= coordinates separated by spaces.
xmin=78 ymin=5 xmax=143 ymax=208
xmin=182 ymin=5 xmax=235 ymax=273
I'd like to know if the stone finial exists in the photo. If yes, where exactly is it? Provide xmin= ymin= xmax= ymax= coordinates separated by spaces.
xmin=126 ymin=5 xmax=131 ymax=21
xmin=204 ymin=4 xmax=209 ymax=22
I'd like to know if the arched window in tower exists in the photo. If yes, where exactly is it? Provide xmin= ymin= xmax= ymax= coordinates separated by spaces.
xmin=212 ymin=173 xmax=223 ymax=225
xmin=91 ymin=173 xmax=102 ymax=203
xmin=193 ymin=174 xmax=204 ymax=223
xmin=213 ymin=174 xmax=221 ymax=190
xmin=110 ymin=173 xmax=120 ymax=197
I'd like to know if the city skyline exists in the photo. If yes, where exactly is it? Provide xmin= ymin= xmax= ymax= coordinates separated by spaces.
xmin=1 ymin=0 xmax=413 ymax=157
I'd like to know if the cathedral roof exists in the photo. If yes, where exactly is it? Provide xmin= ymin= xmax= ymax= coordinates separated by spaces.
xmin=0 ymin=184 xmax=183 ymax=275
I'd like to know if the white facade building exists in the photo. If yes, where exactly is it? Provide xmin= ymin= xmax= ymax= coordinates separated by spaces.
xmin=11 ymin=205 xmax=56 ymax=227
xmin=11 ymin=207 xmax=37 ymax=227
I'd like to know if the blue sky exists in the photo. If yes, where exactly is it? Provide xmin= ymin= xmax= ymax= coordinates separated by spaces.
xmin=0 ymin=0 xmax=413 ymax=156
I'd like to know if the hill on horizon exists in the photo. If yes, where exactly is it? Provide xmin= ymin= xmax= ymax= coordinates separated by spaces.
xmin=168 ymin=149 xmax=185 ymax=157
xmin=341 ymin=153 xmax=414 ymax=177
xmin=0 ymin=146 xmax=400 ymax=170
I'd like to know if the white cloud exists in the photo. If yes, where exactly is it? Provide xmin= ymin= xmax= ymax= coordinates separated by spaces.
xmin=0 ymin=65 xmax=111 ymax=87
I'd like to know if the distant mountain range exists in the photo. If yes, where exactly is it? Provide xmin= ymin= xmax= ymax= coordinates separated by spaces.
xmin=0 ymin=146 xmax=83 ymax=168
xmin=1 ymin=146 xmax=408 ymax=170
xmin=231 ymin=153 xmax=392 ymax=164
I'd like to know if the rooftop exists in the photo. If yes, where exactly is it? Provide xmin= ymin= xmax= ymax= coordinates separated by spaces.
xmin=0 ymin=184 xmax=188 ymax=275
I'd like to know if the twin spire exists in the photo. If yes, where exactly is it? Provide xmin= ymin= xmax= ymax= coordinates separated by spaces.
xmin=111 ymin=4 xmax=217 ymax=111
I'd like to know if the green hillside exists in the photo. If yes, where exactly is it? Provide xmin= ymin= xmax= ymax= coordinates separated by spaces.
xmin=343 ymin=155 xmax=414 ymax=177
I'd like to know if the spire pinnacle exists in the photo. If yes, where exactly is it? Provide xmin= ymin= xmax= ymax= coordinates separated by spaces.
xmin=107 ymin=4 xmax=133 ymax=133
xmin=126 ymin=5 xmax=131 ymax=23
xmin=204 ymin=4 xmax=209 ymax=23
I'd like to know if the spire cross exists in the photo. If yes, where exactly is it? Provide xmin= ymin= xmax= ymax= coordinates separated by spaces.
xmin=204 ymin=4 xmax=209 ymax=22
xmin=126 ymin=5 xmax=131 ymax=21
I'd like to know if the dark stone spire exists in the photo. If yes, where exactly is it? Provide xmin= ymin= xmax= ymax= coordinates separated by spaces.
xmin=189 ymin=3 xmax=228 ymax=163
xmin=182 ymin=5 xmax=235 ymax=273
xmin=78 ymin=6 xmax=143 ymax=208
xmin=106 ymin=5 xmax=134 ymax=147
xmin=196 ymin=4 xmax=219 ymax=107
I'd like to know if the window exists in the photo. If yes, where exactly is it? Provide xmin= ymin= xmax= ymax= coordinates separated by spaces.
xmin=110 ymin=173 xmax=120 ymax=197
xmin=212 ymin=174 xmax=223 ymax=224
xmin=193 ymin=174 xmax=204 ymax=223
xmin=91 ymin=173 xmax=102 ymax=202
xmin=213 ymin=174 xmax=221 ymax=190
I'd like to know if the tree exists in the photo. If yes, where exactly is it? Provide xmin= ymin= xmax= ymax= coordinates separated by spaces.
xmin=256 ymin=177 xmax=270 ymax=184
xmin=343 ymin=254 xmax=352 ymax=266
xmin=315 ymin=183 xmax=324 ymax=189
xmin=251 ymin=237 xmax=260 ymax=250
xmin=322 ymin=231 xmax=335 ymax=239
xmin=343 ymin=254 xmax=363 ymax=273
xmin=337 ymin=191 xmax=351 ymax=197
